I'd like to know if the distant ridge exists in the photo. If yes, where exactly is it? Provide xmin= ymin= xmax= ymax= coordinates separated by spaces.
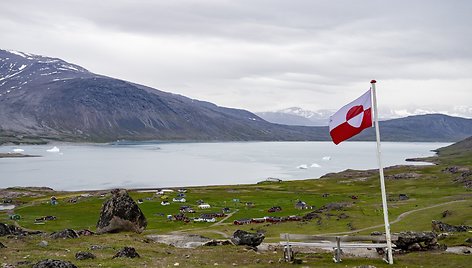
xmin=1 ymin=49 xmax=471 ymax=143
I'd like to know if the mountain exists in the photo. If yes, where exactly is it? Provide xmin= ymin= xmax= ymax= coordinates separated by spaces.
xmin=256 ymin=107 xmax=332 ymax=126
xmin=0 ymin=49 xmax=329 ymax=142
xmin=353 ymin=114 xmax=472 ymax=142
xmin=1 ymin=49 xmax=471 ymax=143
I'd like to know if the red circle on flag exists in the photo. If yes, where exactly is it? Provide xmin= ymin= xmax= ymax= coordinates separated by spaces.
xmin=346 ymin=105 xmax=364 ymax=121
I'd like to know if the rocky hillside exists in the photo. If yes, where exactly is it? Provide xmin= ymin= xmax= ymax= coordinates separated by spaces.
xmin=0 ymin=49 xmax=328 ymax=142
xmin=354 ymin=114 xmax=472 ymax=142
xmin=1 ymin=49 xmax=471 ymax=143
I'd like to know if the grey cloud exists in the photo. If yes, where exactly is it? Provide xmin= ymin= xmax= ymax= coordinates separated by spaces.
xmin=0 ymin=0 xmax=471 ymax=115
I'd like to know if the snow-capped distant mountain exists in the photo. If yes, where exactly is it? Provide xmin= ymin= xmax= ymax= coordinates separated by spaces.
xmin=256 ymin=107 xmax=334 ymax=126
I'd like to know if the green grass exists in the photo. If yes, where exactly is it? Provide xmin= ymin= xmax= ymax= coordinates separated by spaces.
xmin=1 ymin=144 xmax=471 ymax=267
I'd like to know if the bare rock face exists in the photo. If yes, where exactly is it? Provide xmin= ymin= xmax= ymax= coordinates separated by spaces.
xmin=96 ymin=189 xmax=147 ymax=234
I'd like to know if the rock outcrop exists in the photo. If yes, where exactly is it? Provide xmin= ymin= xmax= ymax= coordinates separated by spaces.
xmin=50 ymin=229 xmax=79 ymax=239
xmin=32 ymin=259 xmax=77 ymax=268
xmin=96 ymin=189 xmax=147 ymax=234
xmin=432 ymin=220 xmax=472 ymax=232
xmin=75 ymin=251 xmax=96 ymax=260
xmin=231 ymin=230 xmax=265 ymax=247
xmin=394 ymin=231 xmax=443 ymax=252
xmin=0 ymin=222 xmax=41 ymax=236
xmin=113 ymin=247 xmax=140 ymax=258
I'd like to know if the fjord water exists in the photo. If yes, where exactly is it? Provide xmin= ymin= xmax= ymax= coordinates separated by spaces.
xmin=0 ymin=141 xmax=449 ymax=191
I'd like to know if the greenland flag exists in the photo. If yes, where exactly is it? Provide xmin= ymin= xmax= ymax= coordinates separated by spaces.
xmin=329 ymin=89 xmax=373 ymax=144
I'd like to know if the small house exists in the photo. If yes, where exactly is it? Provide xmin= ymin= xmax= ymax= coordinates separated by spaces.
xmin=245 ymin=202 xmax=255 ymax=207
xmin=295 ymin=200 xmax=311 ymax=210
xmin=173 ymin=197 xmax=186 ymax=203
xmin=198 ymin=203 xmax=211 ymax=209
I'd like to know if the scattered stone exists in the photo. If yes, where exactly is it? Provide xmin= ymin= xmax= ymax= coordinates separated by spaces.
xmin=50 ymin=229 xmax=79 ymax=239
xmin=0 ymin=242 xmax=6 ymax=248
xmin=0 ymin=223 xmax=41 ymax=236
xmin=465 ymin=238 xmax=472 ymax=243
xmin=432 ymin=220 xmax=472 ymax=232
xmin=75 ymin=251 xmax=95 ymax=260
xmin=32 ymin=259 xmax=77 ymax=268
xmin=203 ymin=239 xmax=232 ymax=246
xmin=96 ymin=189 xmax=147 ymax=234
xmin=437 ymin=233 xmax=449 ymax=240
xmin=399 ymin=194 xmax=409 ymax=201
xmin=90 ymin=245 xmax=104 ymax=250
xmin=355 ymin=266 xmax=377 ymax=268
xmin=441 ymin=210 xmax=453 ymax=218
xmin=231 ymin=230 xmax=265 ymax=247
xmin=173 ymin=263 xmax=179 ymax=266
xmin=112 ymin=247 xmax=140 ymax=258
xmin=337 ymin=213 xmax=349 ymax=220
xmin=38 ymin=241 xmax=48 ymax=247
xmin=442 ymin=166 xmax=470 ymax=174
xmin=77 ymin=229 xmax=94 ymax=236
xmin=15 ymin=261 xmax=32 ymax=266
xmin=1 ymin=263 xmax=15 ymax=268
xmin=386 ymin=172 xmax=421 ymax=180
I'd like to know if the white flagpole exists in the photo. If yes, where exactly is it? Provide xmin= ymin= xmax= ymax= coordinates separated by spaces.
xmin=371 ymin=80 xmax=394 ymax=264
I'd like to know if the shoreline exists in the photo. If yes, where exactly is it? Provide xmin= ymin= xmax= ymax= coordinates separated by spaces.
xmin=0 ymin=152 xmax=40 ymax=158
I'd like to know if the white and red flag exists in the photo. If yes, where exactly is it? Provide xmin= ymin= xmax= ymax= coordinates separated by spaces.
xmin=329 ymin=89 xmax=373 ymax=144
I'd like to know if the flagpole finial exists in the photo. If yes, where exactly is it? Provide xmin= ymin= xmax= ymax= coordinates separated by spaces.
xmin=370 ymin=80 xmax=377 ymax=84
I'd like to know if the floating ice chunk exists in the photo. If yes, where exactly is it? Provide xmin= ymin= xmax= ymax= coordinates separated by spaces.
xmin=310 ymin=163 xmax=321 ymax=168
xmin=46 ymin=146 xmax=60 ymax=153
xmin=322 ymin=156 xmax=331 ymax=161
xmin=13 ymin=148 xmax=24 ymax=152
xmin=297 ymin=164 xmax=308 ymax=169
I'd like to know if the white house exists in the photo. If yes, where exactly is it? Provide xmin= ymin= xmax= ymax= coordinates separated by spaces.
xmin=198 ymin=203 xmax=211 ymax=209
xmin=173 ymin=197 xmax=186 ymax=203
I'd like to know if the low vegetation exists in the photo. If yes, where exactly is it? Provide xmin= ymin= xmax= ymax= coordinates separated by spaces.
xmin=1 ymin=139 xmax=471 ymax=267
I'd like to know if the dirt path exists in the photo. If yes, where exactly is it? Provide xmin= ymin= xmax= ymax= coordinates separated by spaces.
xmin=211 ymin=209 xmax=238 ymax=227
xmin=319 ymin=199 xmax=469 ymax=236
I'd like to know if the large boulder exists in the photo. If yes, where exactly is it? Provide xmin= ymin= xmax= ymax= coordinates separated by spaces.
xmin=96 ymin=189 xmax=147 ymax=234
xmin=231 ymin=230 xmax=265 ymax=247
xmin=32 ymin=259 xmax=77 ymax=268
xmin=395 ymin=231 xmax=443 ymax=252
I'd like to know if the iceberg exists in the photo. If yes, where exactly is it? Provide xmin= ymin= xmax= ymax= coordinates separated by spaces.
xmin=310 ymin=163 xmax=321 ymax=168
xmin=46 ymin=146 xmax=60 ymax=153
xmin=12 ymin=148 xmax=24 ymax=152
xmin=322 ymin=156 xmax=331 ymax=161
xmin=297 ymin=164 xmax=308 ymax=169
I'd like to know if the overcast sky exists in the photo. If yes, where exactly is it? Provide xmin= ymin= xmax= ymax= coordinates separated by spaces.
xmin=1 ymin=0 xmax=471 ymax=117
